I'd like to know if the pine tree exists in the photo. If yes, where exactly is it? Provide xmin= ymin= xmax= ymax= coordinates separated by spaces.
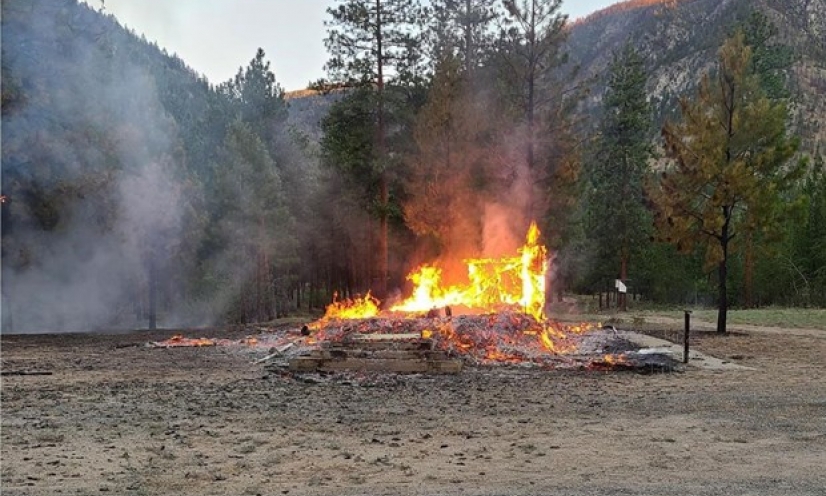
xmin=648 ymin=31 xmax=800 ymax=334
xmin=219 ymin=48 xmax=288 ymax=148
xmin=429 ymin=0 xmax=499 ymax=78
xmin=210 ymin=121 xmax=294 ymax=322
xmin=586 ymin=44 xmax=652 ymax=308
xmin=498 ymin=0 xmax=583 ymax=249
xmin=798 ymin=153 xmax=826 ymax=304
xmin=499 ymin=0 xmax=568 ymax=174
xmin=737 ymin=10 xmax=794 ymax=306
xmin=322 ymin=0 xmax=426 ymax=298
xmin=404 ymin=53 xmax=488 ymax=264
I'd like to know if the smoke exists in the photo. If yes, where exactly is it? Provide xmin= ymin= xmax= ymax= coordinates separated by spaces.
xmin=480 ymin=121 xmax=536 ymax=259
xmin=480 ymin=202 xmax=522 ymax=257
xmin=1 ymin=1 xmax=190 ymax=333
xmin=401 ymin=84 xmax=543 ymax=285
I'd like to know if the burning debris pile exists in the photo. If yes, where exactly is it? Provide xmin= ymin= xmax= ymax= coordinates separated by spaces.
xmin=310 ymin=313 xmax=599 ymax=364
xmin=148 ymin=222 xmax=679 ymax=375
xmin=288 ymin=312 xmax=640 ymax=373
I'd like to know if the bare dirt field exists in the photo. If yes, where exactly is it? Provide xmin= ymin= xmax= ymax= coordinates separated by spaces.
xmin=2 ymin=323 xmax=825 ymax=496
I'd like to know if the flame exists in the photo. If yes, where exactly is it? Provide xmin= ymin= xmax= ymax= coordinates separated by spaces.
xmin=153 ymin=335 xmax=218 ymax=347
xmin=519 ymin=222 xmax=548 ymax=321
xmin=390 ymin=221 xmax=548 ymax=321
xmin=304 ymin=222 xmax=614 ymax=363
xmin=601 ymin=354 xmax=627 ymax=365
xmin=311 ymin=292 xmax=380 ymax=330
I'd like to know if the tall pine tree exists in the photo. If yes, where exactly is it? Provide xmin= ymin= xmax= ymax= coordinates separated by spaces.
xmin=648 ymin=31 xmax=800 ymax=333
xmin=322 ymin=0 xmax=426 ymax=298
xmin=586 ymin=44 xmax=652 ymax=307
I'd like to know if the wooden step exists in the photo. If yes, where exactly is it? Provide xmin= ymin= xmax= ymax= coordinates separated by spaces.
xmin=310 ymin=349 xmax=450 ymax=360
xmin=289 ymin=356 xmax=463 ymax=374
xmin=322 ymin=337 xmax=434 ymax=351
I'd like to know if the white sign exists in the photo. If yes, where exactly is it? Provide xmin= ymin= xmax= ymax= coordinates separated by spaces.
xmin=615 ymin=279 xmax=627 ymax=294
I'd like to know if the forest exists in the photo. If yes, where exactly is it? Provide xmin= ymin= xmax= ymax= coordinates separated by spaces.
xmin=1 ymin=0 xmax=824 ymax=334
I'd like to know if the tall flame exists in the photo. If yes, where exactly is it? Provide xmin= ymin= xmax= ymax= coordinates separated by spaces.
xmin=316 ymin=222 xmax=550 ymax=323
xmin=390 ymin=221 xmax=548 ymax=321
xmin=519 ymin=222 xmax=548 ymax=321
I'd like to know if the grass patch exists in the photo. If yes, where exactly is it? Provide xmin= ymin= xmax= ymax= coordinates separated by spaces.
xmin=647 ymin=308 xmax=826 ymax=330
xmin=552 ymin=298 xmax=826 ymax=330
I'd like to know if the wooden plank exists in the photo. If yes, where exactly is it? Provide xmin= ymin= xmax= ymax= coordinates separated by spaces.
xmin=1 ymin=370 xmax=53 ymax=376
xmin=348 ymin=333 xmax=423 ymax=341
xmin=322 ymin=339 xmax=434 ymax=351
xmin=289 ymin=357 xmax=325 ymax=372
xmin=288 ymin=356 xmax=462 ymax=374
xmin=310 ymin=349 xmax=450 ymax=360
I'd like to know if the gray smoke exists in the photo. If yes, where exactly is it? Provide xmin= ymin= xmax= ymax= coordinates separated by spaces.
xmin=1 ymin=2 xmax=190 ymax=333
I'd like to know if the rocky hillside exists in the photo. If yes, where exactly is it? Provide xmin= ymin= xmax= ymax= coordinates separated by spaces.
xmin=567 ymin=0 xmax=826 ymax=153
xmin=284 ymin=0 xmax=825 ymax=154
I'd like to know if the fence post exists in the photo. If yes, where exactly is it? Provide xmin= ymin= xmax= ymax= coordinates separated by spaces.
xmin=683 ymin=310 xmax=691 ymax=364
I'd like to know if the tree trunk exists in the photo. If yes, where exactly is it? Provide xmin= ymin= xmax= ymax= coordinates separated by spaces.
xmin=377 ymin=174 xmax=389 ymax=299
xmin=744 ymin=231 xmax=754 ymax=308
xmin=148 ymin=255 xmax=157 ymax=330
xmin=620 ymin=252 xmax=628 ymax=312
xmin=717 ymin=210 xmax=731 ymax=334
xmin=374 ymin=0 xmax=388 ymax=300
xmin=717 ymin=257 xmax=728 ymax=334
xmin=464 ymin=0 xmax=473 ymax=78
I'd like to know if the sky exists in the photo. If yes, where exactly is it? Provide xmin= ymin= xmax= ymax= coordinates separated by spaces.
xmin=93 ymin=0 xmax=620 ymax=91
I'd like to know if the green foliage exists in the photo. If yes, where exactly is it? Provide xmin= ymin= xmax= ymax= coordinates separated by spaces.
xmin=740 ymin=10 xmax=794 ymax=100
xmin=404 ymin=53 xmax=487 ymax=257
xmin=218 ymin=48 xmax=288 ymax=144
xmin=585 ymin=44 xmax=653 ymax=280
xmin=321 ymin=0 xmax=430 ymax=296
xmin=324 ymin=0 xmax=428 ymax=88
xmin=648 ymin=31 xmax=801 ymax=331
xmin=208 ymin=121 xmax=296 ymax=322
xmin=428 ymin=0 xmax=499 ymax=76
xmin=320 ymin=89 xmax=378 ymax=203
xmin=758 ymin=154 xmax=826 ymax=306
xmin=498 ymin=0 xmax=568 ymax=125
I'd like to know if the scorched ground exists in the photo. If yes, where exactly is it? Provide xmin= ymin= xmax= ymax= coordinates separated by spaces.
xmin=2 ymin=325 xmax=825 ymax=496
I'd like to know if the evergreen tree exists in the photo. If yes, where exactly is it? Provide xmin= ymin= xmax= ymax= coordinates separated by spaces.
xmin=499 ymin=0 xmax=568 ymax=174
xmin=647 ymin=31 xmax=801 ymax=333
xmin=803 ymin=155 xmax=826 ymax=303
xmin=210 ymin=121 xmax=294 ymax=323
xmin=404 ymin=53 xmax=486 ymax=264
xmin=321 ymin=0 xmax=426 ymax=298
xmin=429 ymin=0 xmax=499 ymax=78
xmin=741 ymin=10 xmax=794 ymax=100
xmin=219 ymin=48 xmax=288 ymax=147
xmin=497 ymin=0 xmax=583 ymax=255
xmin=737 ymin=10 xmax=794 ymax=306
xmin=585 ymin=44 xmax=652 ymax=306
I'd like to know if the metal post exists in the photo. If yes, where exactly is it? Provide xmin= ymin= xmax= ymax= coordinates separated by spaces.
xmin=683 ymin=310 xmax=691 ymax=364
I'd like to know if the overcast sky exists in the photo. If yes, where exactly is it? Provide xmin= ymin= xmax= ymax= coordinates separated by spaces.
xmin=94 ymin=0 xmax=620 ymax=91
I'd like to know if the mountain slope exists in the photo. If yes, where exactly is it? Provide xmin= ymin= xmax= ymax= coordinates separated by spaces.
xmin=566 ymin=0 xmax=826 ymax=153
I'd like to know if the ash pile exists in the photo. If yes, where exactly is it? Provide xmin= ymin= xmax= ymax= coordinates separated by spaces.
xmin=262 ymin=312 xmax=681 ymax=378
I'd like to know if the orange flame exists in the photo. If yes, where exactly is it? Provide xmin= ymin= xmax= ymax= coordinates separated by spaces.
xmin=390 ymin=221 xmax=549 ymax=321
xmin=304 ymin=222 xmax=610 ymax=362
xmin=313 ymin=292 xmax=380 ymax=329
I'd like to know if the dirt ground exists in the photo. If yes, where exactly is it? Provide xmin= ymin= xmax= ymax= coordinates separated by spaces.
xmin=2 ymin=323 xmax=825 ymax=496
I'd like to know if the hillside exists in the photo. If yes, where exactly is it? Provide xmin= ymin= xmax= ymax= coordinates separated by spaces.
xmin=1 ymin=0 xmax=311 ymax=332
xmin=285 ymin=0 xmax=825 ymax=154
xmin=284 ymin=88 xmax=345 ymax=142
xmin=566 ymin=0 xmax=826 ymax=153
